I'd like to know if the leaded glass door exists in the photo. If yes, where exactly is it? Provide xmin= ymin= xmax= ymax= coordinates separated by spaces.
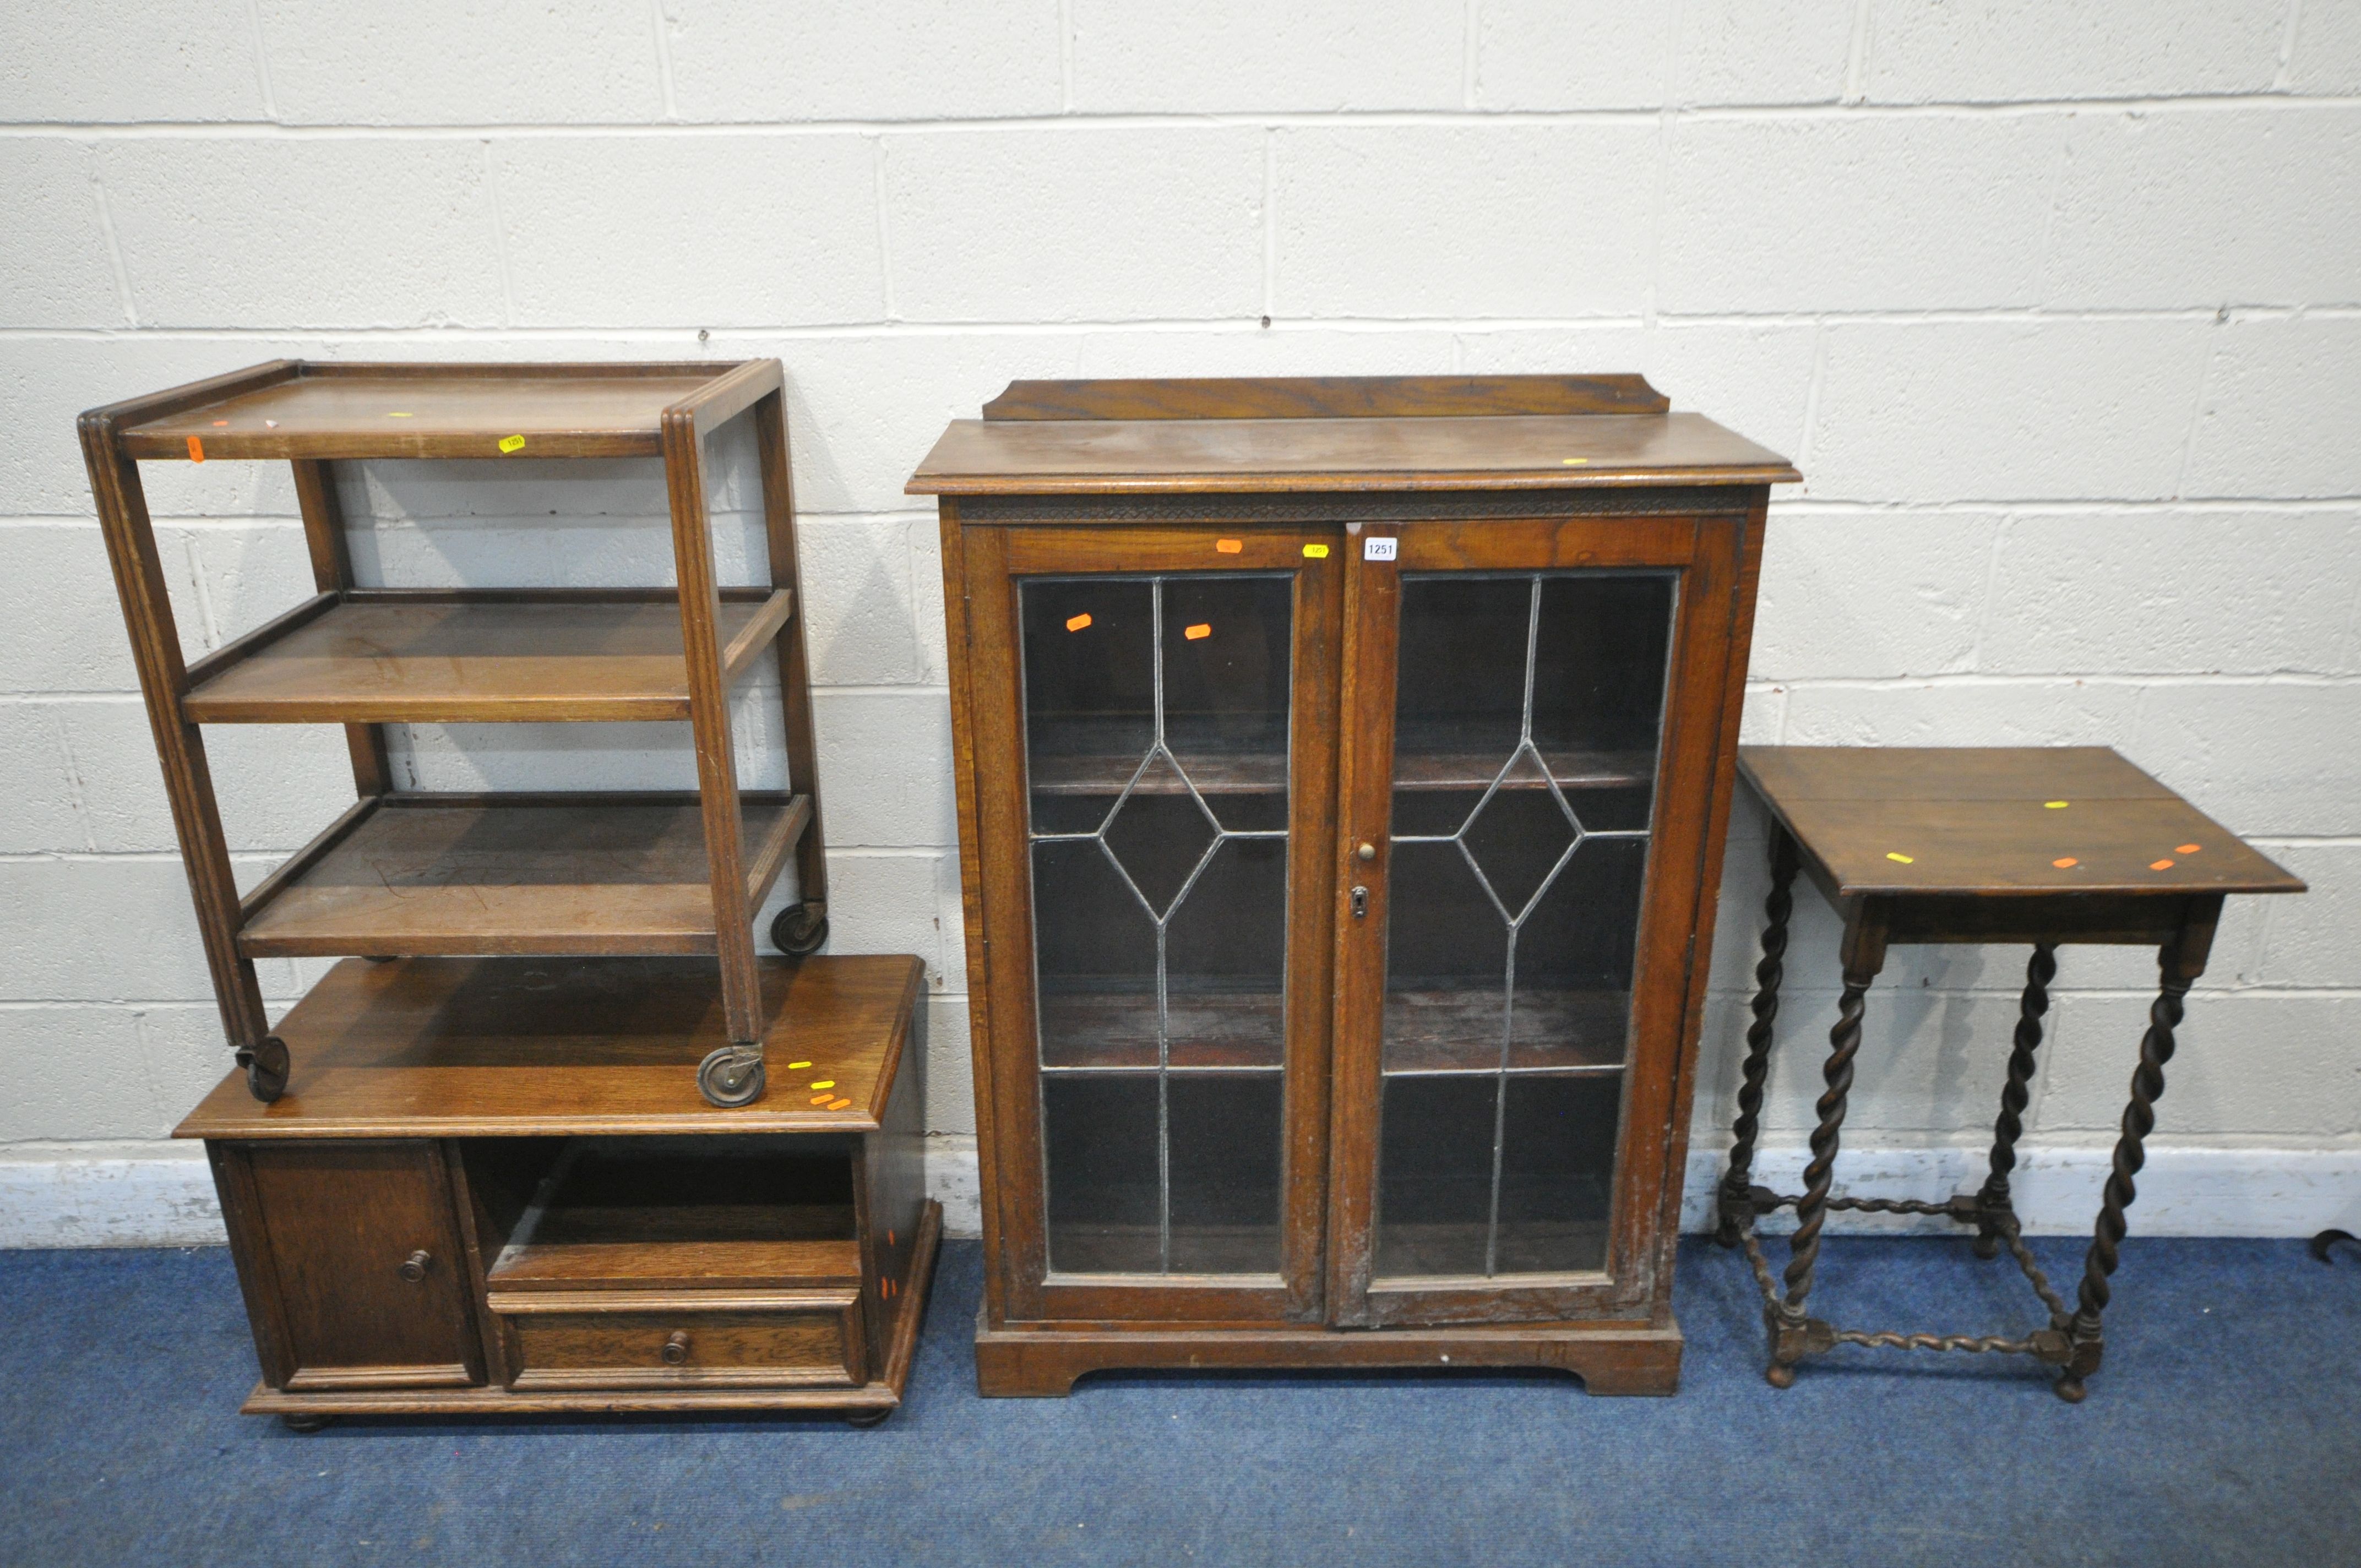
xmin=1329 ymin=516 xmax=1738 ymax=1328
xmin=961 ymin=526 xmax=1341 ymax=1325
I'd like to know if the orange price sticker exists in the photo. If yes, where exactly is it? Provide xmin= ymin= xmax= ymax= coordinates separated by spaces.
xmin=210 ymin=419 xmax=229 ymax=427
xmin=829 ymin=1098 xmax=852 ymax=1110
xmin=2150 ymin=859 xmax=2176 ymax=870
xmin=186 ymin=435 xmax=204 ymax=462
xmin=1184 ymin=623 xmax=1211 ymax=640
xmin=810 ymin=1093 xmax=834 ymax=1106
xmin=1215 ymin=538 xmax=1242 ymax=554
xmin=1065 ymin=613 xmax=1092 ymax=633
xmin=2053 ymin=857 xmax=2079 ymax=869
xmin=2176 ymin=843 xmax=2201 ymax=854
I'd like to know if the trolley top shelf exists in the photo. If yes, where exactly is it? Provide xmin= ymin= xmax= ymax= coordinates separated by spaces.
xmin=92 ymin=359 xmax=781 ymax=462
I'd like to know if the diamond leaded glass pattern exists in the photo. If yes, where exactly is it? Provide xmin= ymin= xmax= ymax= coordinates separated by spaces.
xmin=1377 ymin=571 xmax=1676 ymax=1279
xmin=1022 ymin=574 xmax=1292 ymax=1276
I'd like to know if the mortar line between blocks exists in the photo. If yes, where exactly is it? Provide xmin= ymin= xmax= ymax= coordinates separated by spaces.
xmin=649 ymin=0 xmax=679 ymax=121
xmin=17 ymin=95 xmax=2361 ymax=137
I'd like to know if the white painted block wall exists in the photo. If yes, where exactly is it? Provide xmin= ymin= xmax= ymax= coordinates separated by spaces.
xmin=2 ymin=2 xmax=2357 ymax=1245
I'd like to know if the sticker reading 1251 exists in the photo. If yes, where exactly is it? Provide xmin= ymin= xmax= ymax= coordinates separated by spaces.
xmin=1363 ymin=536 xmax=1397 ymax=562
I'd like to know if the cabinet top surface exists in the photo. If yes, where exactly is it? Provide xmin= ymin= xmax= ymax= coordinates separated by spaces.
xmin=909 ymin=411 xmax=1799 ymax=496
xmin=175 ymin=954 xmax=923 ymax=1139
xmin=1740 ymin=746 xmax=2305 ymax=899
xmin=99 ymin=360 xmax=766 ymax=461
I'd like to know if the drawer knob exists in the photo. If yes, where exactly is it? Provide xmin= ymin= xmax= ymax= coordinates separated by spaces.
xmin=1356 ymin=841 xmax=1377 ymax=862
xmin=662 ymin=1331 xmax=691 ymax=1366
xmin=398 ymin=1249 xmax=431 ymax=1283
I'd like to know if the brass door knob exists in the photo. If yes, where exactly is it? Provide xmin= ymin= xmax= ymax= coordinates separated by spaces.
xmin=1356 ymin=841 xmax=1377 ymax=862
xmin=662 ymin=1331 xmax=691 ymax=1366
xmin=399 ymin=1249 xmax=430 ymax=1283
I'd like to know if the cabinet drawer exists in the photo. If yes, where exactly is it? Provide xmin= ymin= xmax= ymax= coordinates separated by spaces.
xmin=494 ymin=1290 xmax=866 ymax=1391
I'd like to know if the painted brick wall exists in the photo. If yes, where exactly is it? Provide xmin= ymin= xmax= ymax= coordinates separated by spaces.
xmin=3 ymin=1 xmax=2357 ymax=1241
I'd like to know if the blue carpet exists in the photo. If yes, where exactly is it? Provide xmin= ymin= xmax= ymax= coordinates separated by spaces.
xmin=1 ymin=1236 xmax=2356 ymax=1566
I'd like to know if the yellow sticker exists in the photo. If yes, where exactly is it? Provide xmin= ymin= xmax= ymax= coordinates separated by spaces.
xmin=1215 ymin=538 xmax=1242 ymax=554
xmin=1886 ymin=852 xmax=1914 ymax=864
xmin=809 ymin=1080 xmax=835 ymax=1090
xmin=498 ymin=434 xmax=526 ymax=454
xmin=385 ymin=411 xmax=415 ymax=418
xmin=1302 ymin=544 xmax=1329 ymax=558
xmin=2044 ymin=801 xmax=2069 ymax=809
xmin=1184 ymin=623 xmax=1211 ymax=641
xmin=1561 ymin=457 xmax=1590 ymax=466
xmin=787 ymin=1060 xmax=812 ymax=1070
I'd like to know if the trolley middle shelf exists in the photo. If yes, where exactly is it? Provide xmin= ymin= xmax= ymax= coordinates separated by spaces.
xmin=181 ymin=587 xmax=793 ymax=725
xmin=237 ymin=791 xmax=813 ymax=958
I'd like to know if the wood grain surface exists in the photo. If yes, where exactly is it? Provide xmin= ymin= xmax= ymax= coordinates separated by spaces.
xmin=181 ymin=592 xmax=789 ymax=723
xmin=175 ymin=953 xmax=923 ymax=1138
xmin=1740 ymin=746 xmax=2307 ymax=897
xmin=236 ymin=793 xmax=807 ymax=957
xmin=120 ymin=363 xmax=738 ymax=460
xmin=910 ymin=412 xmax=1799 ymax=495
xmin=981 ymin=375 xmax=1671 ymax=421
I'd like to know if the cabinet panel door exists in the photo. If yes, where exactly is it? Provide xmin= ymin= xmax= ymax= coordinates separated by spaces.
xmin=1329 ymin=515 xmax=1746 ymax=1327
xmin=215 ymin=1140 xmax=483 ymax=1389
xmin=959 ymin=526 xmax=1342 ymax=1324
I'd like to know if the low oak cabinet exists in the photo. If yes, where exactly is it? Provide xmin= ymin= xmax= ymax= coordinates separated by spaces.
xmin=912 ymin=377 xmax=1800 ymax=1395
xmin=180 ymin=954 xmax=939 ymax=1426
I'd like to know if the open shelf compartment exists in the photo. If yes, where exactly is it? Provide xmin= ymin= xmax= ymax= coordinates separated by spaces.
xmin=236 ymin=791 xmax=810 ymax=958
xmin=475 ymin=1136 xmax=866 ymax=1294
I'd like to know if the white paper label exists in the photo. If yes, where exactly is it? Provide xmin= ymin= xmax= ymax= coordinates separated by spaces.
xmin=1363 ymin=536 xmax=1397 ymax=561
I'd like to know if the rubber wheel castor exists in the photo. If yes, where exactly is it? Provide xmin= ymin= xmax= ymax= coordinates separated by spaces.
xmin=240 ymin=1035 xmax=291 ymax=1103
xmin=697 ymin=1047 xmax=766 ymax=1108
xmin=771 ymin=903 xmax=829 ymax=957
xmin=844 ymin=1408 xmax=891 ymax=1429
xmin=279 ymin=1413 xmax=334 ymax=1433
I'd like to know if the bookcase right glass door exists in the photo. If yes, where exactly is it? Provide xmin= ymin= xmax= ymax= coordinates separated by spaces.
xmin=1374 ymin=570 xmax=1675 ymax=1281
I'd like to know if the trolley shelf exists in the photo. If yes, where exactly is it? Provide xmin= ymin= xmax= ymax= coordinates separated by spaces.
xmin=181 ymin=589 xmax=792 ymax=725
xmin=172 ymin=954 xmax=923 ymax=1139
xmin=115 ymin=362 xmax=736 ymax=461
xmin=236 ymin=791 xmax=811 ymax=958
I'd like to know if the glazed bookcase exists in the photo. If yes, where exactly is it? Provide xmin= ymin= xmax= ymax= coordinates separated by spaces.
xmin=79 ymin=359 xmax=830 ymax=1107
xmin=913 ymin=375 xmax=1800 ymax=1395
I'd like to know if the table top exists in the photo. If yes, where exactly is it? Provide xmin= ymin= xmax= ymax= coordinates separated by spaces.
xmin=1738 ymin=747 xmax=2304 ymax=899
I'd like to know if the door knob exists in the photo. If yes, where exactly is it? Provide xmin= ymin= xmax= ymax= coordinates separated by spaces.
xmin=1356 ymin=841 xmax=1377 ymax=862
xmin=662 ymin=1331 xmax=691 ymax=1366
xmin=398 ymin=1249 xmax=431 ymax=1283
